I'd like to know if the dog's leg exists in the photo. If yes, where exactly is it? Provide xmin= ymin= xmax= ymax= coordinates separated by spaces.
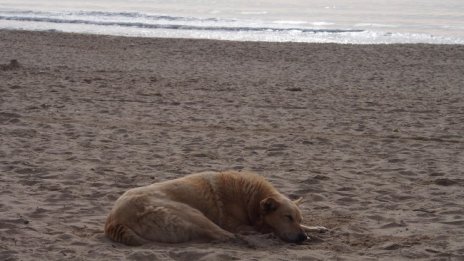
xmin=105 ymin=222 xmax=149 ymax=246
xmin=301 ymin=224 xmax=329 ymax=233
xmin=236 ymin=225 xmax=259 ymax=235
xmin=133 ymin=204 xmax=235 ymax=243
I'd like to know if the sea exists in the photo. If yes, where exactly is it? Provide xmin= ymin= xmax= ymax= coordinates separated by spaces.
xmin=0 ymin=0 xmax=463 ymax=44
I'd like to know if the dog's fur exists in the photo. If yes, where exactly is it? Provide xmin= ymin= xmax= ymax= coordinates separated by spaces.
xmin=105 ymin=171 xmax=326 ymax=245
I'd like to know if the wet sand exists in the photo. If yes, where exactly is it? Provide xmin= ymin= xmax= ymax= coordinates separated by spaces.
xmin=1 ymin=30 xmax=463 ymax=260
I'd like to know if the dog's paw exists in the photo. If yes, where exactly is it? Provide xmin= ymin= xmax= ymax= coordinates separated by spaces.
xmin=231 ymin=235 xmax=257 ymax=249
xmin=301 ymin=225 xmax=329 ymax=233
xmin=237 ymin=230 xmax=260 ymax=236
xmin=313 ymin=226 xmax=329 ymax=233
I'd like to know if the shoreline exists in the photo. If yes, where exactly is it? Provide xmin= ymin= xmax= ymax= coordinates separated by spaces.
xmin=2 ymin=28 xmax=464 ymax=46
xmin=1 ymin=29 xmax=463 ymax=260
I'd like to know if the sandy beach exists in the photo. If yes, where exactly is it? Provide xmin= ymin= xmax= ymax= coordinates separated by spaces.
xmin=1 ymin=30 xmax=463 ymax=260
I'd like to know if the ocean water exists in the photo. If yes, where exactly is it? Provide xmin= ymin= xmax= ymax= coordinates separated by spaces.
xmin=0 ymin=0 xmax=463 ymax=44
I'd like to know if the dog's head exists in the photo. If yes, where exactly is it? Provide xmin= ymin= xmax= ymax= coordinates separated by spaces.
xmin=259 ymin=196 xmax=307 ymax=243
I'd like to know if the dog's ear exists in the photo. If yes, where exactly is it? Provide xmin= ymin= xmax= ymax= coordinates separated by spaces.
xmin=260 ymin=197 xmax=279 ymax=213
xmin=293 ymin=197 xmax=304 ymax=206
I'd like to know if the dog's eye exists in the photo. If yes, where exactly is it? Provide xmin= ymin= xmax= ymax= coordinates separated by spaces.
xmin=285 ymin=215 xmax=294 ymax=222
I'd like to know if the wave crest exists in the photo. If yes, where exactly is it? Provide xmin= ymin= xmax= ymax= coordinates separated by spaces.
xmin=0 ymin=10 xmax=363 ymax=34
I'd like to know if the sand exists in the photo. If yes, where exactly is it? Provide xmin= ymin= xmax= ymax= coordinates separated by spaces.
xmin=0 ymin=30 xmax=463 ymax=260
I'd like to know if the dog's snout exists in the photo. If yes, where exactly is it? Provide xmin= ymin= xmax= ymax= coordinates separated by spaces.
xmin=296 ymin=233 xmax=307 ymax=243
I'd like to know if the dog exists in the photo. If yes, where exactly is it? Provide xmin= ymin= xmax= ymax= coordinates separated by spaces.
xmin=105 ymin=170 xmax=327 ymax=245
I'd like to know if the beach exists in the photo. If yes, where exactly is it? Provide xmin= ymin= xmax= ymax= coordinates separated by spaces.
xmin=1 ymin=30 xmax=463 ymax=260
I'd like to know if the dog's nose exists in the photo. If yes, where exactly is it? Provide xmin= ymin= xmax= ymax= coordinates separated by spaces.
xmin=296 ymin=233 xmax=308 ymax=243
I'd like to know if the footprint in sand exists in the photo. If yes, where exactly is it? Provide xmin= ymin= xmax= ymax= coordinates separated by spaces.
xmin=0 ymin=112 xmax=22 ymax=124
xmin=0 ymin=59 xmax=21 ymax=71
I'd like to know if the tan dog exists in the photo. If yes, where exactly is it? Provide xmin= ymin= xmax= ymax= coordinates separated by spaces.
xmin=105 ymin=171 xmax=327 ymax=245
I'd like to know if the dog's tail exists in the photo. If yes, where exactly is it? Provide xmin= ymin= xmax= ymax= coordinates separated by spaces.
xmin=104 ymin=216 xmax=148 ymax=246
